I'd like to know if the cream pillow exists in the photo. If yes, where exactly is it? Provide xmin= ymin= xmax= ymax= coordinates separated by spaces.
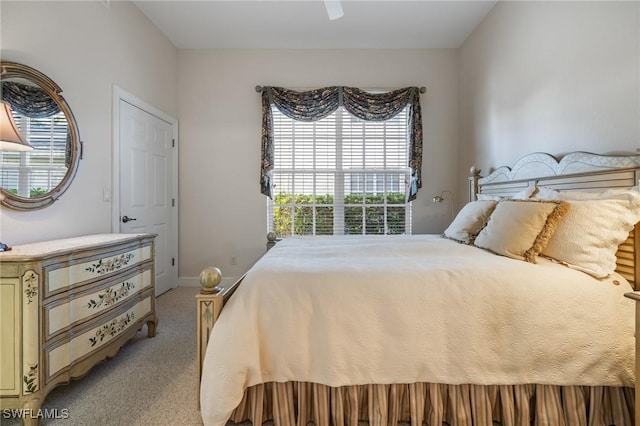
xmin=473 ymin=200 xmax=569 ymax=263
xmin=540 ymin=196 xmax=640 ymax=278
xmin=532 ymin=186 xmax=640 ymax=277
xmin=443 ymin=200 xmax=497 ymax=244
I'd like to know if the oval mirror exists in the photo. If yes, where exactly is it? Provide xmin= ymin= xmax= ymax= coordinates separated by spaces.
xmin=0 ymin=62 xmax=81 ymax=210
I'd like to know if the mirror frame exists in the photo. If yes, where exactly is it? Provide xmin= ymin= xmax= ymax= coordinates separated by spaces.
xmin=0 ymin=61 xmax=81 ymax=210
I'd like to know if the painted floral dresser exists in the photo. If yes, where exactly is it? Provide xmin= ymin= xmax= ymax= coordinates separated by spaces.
xmin=0 ymin=233 xmax=157 ymax=424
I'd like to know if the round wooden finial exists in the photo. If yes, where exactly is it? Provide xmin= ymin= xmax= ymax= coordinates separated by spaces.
xmin=470 ymin=166 xmax=481 ymax=176
xmin=267 ymin=231 xmax=278 ymax=242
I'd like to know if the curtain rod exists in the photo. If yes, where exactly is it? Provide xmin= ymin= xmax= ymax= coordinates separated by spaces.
xmin=255 ymin=85 xmax=426 ymax=94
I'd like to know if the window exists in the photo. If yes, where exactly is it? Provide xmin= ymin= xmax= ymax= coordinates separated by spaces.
xmin=0 ymin=110 xmax=68 ymax=197
xmin=268 ymin=106 xmax=411 ymax=236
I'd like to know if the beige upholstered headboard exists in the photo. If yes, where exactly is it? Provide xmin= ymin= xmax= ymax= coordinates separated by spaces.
xmin=469 ymin=151 xmax=640 ymax=290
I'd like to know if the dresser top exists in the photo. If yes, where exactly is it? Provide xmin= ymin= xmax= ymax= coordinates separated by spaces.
xmin=0 ymin=233 xmax=155 ymax=261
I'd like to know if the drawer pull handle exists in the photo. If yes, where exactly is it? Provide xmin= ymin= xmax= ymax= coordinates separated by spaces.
xmin=121 ymin=215 xmax=137 ymax=223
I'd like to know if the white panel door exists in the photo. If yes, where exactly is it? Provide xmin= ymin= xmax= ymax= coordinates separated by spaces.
xmin=119 ymin=100 xmax=176 ymax=295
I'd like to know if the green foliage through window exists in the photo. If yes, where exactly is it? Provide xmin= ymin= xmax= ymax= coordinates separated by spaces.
xmin=273 ymin=192 xmax=406 ymax=237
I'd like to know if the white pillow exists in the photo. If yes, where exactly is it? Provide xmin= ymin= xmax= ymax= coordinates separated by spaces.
xmin=532 ymin=186 xmax=562 ymax=200
xmin=533 ymin=186 xmax=640 ymax=201
xmin=540 ymin=196 xmax=640 ymax=278
xmin=443 ymin=200 xmax=497 ymax=244
xmin=476 ymin=186 xmax=535 ymax=201
xmin=512 ymin=186 xmax=537 ymax=200
xmin=531 ymin=186 xmax=640 ymax=277
xmin=476 ymin=194 xmax=501 ymax=201
xmin=474 ymin=200 xmax=569 ymax=263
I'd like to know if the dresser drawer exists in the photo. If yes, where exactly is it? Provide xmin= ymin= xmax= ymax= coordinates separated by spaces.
xmin=44 ymin=294 xmax=153 ymax=383
xmin=44 ymin=268 xmax=152 ymax=342
xmin=44 ymin=242 xmax=152 ymax=297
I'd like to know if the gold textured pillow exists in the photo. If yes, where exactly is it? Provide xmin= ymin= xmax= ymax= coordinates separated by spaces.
xmin=541 ymin=198 xmax=640 ymax=278
xmin=443 ymin=200 xmax=497 ymax=244
xmin=473 ymin=200 xmax=569 ymax=263
xmin=532 ymin=186 xmax=640 ymax=277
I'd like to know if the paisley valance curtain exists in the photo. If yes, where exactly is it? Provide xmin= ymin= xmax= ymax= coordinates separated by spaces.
xmin=261 ymin=86 xmax=423 ymax=201
xmin=1 ymin=81 xmax=61 ymax=118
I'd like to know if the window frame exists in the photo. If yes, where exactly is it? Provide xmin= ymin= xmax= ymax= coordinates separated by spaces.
xmin=267 ymin=105 xmax=412 ymax=237
xmin=0 ymin=111 xmax=69 ymax=198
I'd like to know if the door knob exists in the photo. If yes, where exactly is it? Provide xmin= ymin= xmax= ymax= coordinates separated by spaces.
xmin=121 ymin=215 xmax=137 ymax=223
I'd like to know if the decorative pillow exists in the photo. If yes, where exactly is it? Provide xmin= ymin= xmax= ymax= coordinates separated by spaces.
xmin=476 ymin=186 xmax=536 ymax=201
xmin=473 ymin=200 xmax=569 ymax=263
xmin=512 ymin=186 xmax=537 ymax=200
xmin=533 ymin=186 xmax=640 ymax=201
xmin=531 ymin=185 xmax=640 ymax=277
xmin=443 ymin=200 xmax=497 ymax=244
xmin=531 ymin=186 xmax=562 ymax=200
xmin=539 ymin=196 xmax=640 ymax=278
xmin=476 ymin=194 xmax=501 ymax=201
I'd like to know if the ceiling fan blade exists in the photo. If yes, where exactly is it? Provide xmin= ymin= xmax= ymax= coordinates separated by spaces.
xmin=324 ymin=0 xmax=344 ymax=20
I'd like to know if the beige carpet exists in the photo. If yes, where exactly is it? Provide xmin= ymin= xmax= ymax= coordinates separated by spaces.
xmin=6 ymin=287 xmax=204 ymax=426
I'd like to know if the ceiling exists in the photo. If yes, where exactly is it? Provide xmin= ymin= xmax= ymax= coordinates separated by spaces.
xmin=133 ymin=1 xmax=497 ymax=49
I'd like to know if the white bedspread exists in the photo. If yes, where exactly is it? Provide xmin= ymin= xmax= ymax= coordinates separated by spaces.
xmin=200 ymin=235 xmax=635 ymax=426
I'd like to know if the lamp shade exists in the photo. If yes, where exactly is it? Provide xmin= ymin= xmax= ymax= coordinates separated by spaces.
xmin=0 ymin=100 xmax=33 ymax=151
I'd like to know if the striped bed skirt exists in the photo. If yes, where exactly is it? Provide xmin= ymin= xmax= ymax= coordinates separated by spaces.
xmin=229 ymin=382 xmax=634 ymax=426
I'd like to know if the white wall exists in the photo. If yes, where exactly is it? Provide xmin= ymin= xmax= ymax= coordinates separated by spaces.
xmin=8 ymin=1 xmax=634 ymax=283
xmin=178 ymin=49 xmax=459 ymax=277
xmin=0 ymin=1 xmax=177 ymax=245
xmin=459 ymin=1 xmax=640 ymax=184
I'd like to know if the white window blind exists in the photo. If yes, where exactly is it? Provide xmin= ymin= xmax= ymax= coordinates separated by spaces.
xmin=268 ymin=106 xmax=412 ymax=236
xmin=0 ymin=111 xmax=68 ymax=197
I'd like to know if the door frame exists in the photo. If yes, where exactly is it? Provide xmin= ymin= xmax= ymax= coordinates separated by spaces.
xmin=111 ymin=86 xmax=179 ymax=278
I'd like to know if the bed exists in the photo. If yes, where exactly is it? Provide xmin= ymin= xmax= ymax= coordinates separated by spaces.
xmin=197 ymin=151 xmax=640 ymax=426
